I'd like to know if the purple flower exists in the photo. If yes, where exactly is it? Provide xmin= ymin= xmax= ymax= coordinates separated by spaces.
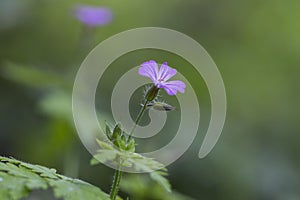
xmin=138 ymin=60 xmax=186 ymax=96
xmin=73 ymin=5 xmax=113 ymax=27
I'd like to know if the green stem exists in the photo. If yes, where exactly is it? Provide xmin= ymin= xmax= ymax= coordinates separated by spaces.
xmin=110 ymin=165 xmax=123 ymax=200
xmin=110 ymin=101 xmax=149 ymax=199
xmin=128 ymin=100 xmax=149 ymax=141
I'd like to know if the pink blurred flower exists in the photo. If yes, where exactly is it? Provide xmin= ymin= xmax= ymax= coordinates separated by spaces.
xmin=73 ymin=5 xmax=113 ymax=27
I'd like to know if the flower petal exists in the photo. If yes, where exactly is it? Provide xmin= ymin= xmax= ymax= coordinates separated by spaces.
xmin=161 ymin=80 xmax=186 ymax=95
xmin=158 ymin=62 xmax=177 ymax=82
xmin=138 ymin=60 xmax=159 ymax=83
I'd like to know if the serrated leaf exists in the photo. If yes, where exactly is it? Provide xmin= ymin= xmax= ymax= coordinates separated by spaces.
xmin=48 ymin=179 xmax=110 ymax=200
xmin=92 ymin=140 xmax=165 ymax=173
xmin=0 ymin=172 xmax=29 ymax=200
xmin=91 ymin=150 xmax=117 ymax=165
xmin=0 ymin=156 xmax=111 ymax=200
xmin=20 ymin=162 xmax=59 ymax=179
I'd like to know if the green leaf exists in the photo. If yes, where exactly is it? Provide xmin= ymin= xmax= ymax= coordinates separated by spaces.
xmin=105 ymin=122 xmax=112 ymax=140
xmin=126 ymin=139 xmax=135 ymax=153
xmin=150 ymin=171 xmax=171 ymax=192
xmin=112 ymin=124 xmax=122 ymax=140
xmin=0 ymin=172 xmax=29 ymax=200
xmin=91 ymin=140 xmax=165 ymax=173
xmin=91 ymin=150 xmax=117 ymax=165
xmin=120 ymin=175 xmax=194 ymax=200
xmin=48 ymin=179 xmax=109 ymax=200
xmin=20 ymin=162 xmax=59 ymax=179
xmin=0 ymin=156 xmax=111 ymax=200
xmin=96 ymin=139 xmax=115 ymax=150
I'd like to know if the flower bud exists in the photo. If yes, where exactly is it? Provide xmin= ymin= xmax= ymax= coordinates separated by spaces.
xmin=112 ymin=124 xmax=121 ymax=140
xmin=145 ymin=85 xmax=159 ymax=101
xmin=145 ymin=101 xmax=176 ymax=111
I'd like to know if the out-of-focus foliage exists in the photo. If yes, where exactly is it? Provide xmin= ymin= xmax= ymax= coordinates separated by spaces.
xmin=120 ymin=174 xmax=194 ymax=200
xmin=2 ymin=62 xmax=70 ymax=89
xmin=0 ymin=156 xmax=110 ymax=200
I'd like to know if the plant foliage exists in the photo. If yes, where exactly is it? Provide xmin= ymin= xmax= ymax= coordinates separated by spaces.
xmin=0 ymin=156 xmax=110 ymax=200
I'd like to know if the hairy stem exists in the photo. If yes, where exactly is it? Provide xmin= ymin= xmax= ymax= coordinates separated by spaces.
xmin=110 ymin=101 xmax=148 ymax=199
xmin=128 ymin=100 xmax=149 ymax=141
xmin=110 ymin=164 xmax=123 ymax=200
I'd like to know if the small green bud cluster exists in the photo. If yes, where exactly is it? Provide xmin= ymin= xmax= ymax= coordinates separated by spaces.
xmin=105 ymin=123 xmax=135 ymax=152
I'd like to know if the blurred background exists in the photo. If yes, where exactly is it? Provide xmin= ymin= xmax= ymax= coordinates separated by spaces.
xmin=0 ymin=0 xmax=300 ymax=199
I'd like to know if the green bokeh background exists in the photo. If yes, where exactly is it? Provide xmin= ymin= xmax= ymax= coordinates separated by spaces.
xmin=0 ymin=0 xmax=299 ymax=199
